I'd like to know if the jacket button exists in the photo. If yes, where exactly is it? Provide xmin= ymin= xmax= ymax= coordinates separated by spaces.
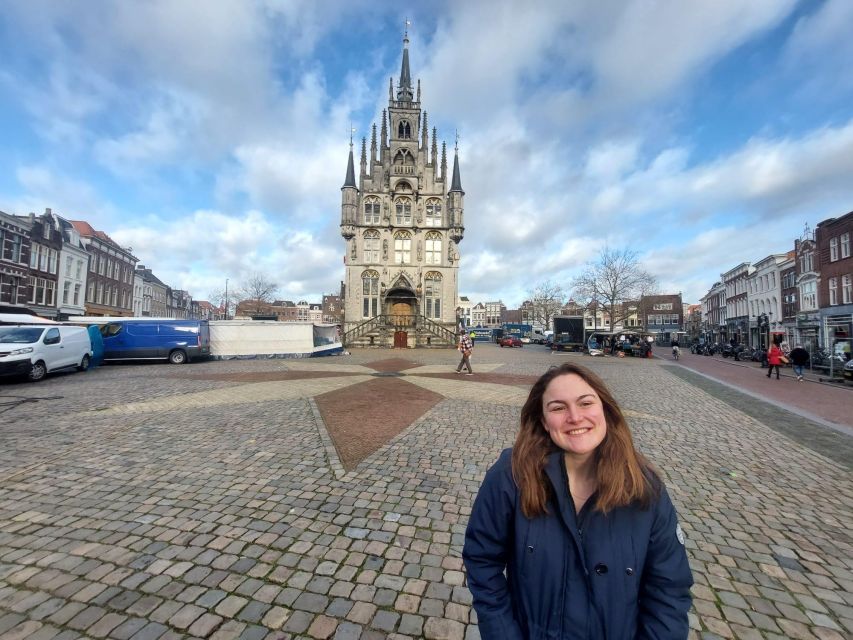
xmin=625 ymin=567 xmax=634 ymax=576
xmin=594 ymin=563 xmax=608 ymax=575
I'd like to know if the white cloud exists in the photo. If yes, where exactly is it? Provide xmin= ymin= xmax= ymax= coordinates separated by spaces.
xmin=2 ymin=0 xmax=851 ymax=310
xmin=10 ymin=166 xmax=111 ymax=224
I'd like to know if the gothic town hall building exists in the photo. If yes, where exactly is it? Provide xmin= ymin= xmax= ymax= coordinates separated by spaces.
xmin=340 ymin=34 xmax=464 ymax=348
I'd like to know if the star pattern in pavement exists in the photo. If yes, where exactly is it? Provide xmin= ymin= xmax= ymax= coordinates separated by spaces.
xmin=88 ymin=358 xmax=662 ymax=473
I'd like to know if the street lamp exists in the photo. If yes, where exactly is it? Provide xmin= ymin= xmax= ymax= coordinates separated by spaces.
xmin=225 ymin=278 xmax=229 ymax=320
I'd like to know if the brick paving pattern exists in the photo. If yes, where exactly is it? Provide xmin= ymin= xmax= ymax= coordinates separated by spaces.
xmin=0 ymin=344 xmax=850 ymax=639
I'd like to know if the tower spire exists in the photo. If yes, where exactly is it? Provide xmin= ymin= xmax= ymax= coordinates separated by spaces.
xmin=371 ymin=123 xmax=377 ymax=163
xmin=381 ymin=109 xmax=388 ymax=147
xmin=397 ymin=20 xmax=413 ymax=102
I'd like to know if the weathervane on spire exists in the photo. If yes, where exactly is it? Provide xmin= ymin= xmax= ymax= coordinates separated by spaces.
xmin=349 ymin=123 xmax=355 ymax=147
xmin=455 ymin=129 xmax=460 ymax=151
xmin=404 ymin=18 xmax=410 ymax=39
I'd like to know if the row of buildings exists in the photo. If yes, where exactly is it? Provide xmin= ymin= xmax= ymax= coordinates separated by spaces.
xmin=457 ymin=294 xmax=687 ymax=343
xmin=697 ymin=210 xmax=852 ymax=352
xmin=0 ymin=207 xmax=219 ymax=320
xmin=234 ymin=297 xmax=343 ymax=325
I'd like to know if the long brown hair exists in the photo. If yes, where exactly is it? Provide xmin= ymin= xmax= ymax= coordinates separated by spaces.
xmin=511 ymin=363 xmax=658 ymax=517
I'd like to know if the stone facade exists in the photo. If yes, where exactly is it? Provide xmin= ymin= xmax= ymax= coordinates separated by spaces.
xmin=340 ymin=33 xmax=464 ymax=345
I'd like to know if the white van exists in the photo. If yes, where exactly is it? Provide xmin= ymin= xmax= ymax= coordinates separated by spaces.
xmin=0 ymin=325 xmax=93 ymax=382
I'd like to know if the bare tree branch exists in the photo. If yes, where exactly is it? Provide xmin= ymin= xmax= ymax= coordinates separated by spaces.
xmin=238 ymin=273 xmax=279 ymax=315
xmin=208 ymin=288 xmax=242 ymax=319
xmin=570 ymin=247 xmax=658 ymax=328
xmin=526 ymin=280 xmax=566 ymax=329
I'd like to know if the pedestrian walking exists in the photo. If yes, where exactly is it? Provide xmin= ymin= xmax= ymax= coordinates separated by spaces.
xmin=766 ymin=343 xmax=784 ymax=380
xmin=788 ymin=344 xmax=810 ymax=381
xmin=463 ymin=363 xmax=693 ymax=639
xmin=455 ymin=331 xmax=474 ymax=375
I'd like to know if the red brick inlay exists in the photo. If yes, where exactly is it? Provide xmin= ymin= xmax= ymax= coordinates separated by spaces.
xmin=314 ymin=377 xmax=443 ymax=471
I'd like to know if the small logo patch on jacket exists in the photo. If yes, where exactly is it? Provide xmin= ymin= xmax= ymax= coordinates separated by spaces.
xmin=675 ymin=523 xmax=685 ymax=545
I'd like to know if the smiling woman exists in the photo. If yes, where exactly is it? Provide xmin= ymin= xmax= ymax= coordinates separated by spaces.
xmin=463 ymin=362 xmax=693 ymax=640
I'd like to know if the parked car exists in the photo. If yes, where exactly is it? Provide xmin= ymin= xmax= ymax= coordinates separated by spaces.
xmin=0 ymin=325 xmax=92 ymax=382
xmin=99 ymin=319 xmax=210 ymax=364
xmin=520 ymin=336 xmax=531 ymax=344
xmin=844 ymin=358 xmax=853 ymax=382
xmin=499 ymin=336 xmax=523 ymax=348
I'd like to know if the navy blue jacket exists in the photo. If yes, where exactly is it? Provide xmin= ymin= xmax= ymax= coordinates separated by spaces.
xmin=463 ymin=449 xmax=693 ymax=639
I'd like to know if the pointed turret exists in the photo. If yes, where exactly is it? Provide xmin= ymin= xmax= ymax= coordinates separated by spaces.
xmin=440 ymin=142 xmax=447 ymax=181
xmin=342 ymin=143 xmax=356 ymax=188
xmin=450 ymin=147 xmax=463 ymax=193
xmin=381 ymin=110 xmax=388 ymax=148
xmin=448 ymin=140 xmax=465 ymax=243
xmin=340 ymin=141 xmax=358 ymax=239
xmin=397 ymin=32 xmax=413 ymax=102
xmin=431 ymin=127 xmax=438 ymax=165
xmin=417 ymin=79 xmax=421 ymax=102
xmin=371 ymin=123 xmax=377 ymax=164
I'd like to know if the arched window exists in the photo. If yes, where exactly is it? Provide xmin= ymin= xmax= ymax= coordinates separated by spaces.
xmin=395 ymin=198 xmax=412 ymax=225
xmin=362 ymin=270 xmax=379 ymax=318
xmin=393 ymin=149 xmax=414 ymax=175
xmin=394 ymin=231 xmax=412 ymax=264
xmin=363 ymin=230 xmax=380 ymax=263
xmin=398 ymin=121 xmax=412 ymax=139
xmin=363 ymin=196 xmax=380 ymax=224
xmin=425 ymin=232 xmax=442 ymax=265
xmin=424 ymin=272 xmax=442 ymax=319
xmin=425 ymin=199 xmax=442 ymax=227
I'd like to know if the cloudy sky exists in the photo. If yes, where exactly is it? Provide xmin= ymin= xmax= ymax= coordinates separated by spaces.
xmin=1 ymin=0 xmax=852 ymax=306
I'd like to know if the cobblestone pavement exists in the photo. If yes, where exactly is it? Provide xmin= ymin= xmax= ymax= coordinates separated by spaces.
xmin=0 ymin=344 xmax=851 ymax=639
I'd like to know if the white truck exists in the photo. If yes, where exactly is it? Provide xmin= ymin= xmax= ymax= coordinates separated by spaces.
xmin=0 ymin=324 xmax=92 ymax=382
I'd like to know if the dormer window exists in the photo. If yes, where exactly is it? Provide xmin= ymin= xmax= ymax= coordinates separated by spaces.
xmin=398 ymin=120 xmax=412 ymax=139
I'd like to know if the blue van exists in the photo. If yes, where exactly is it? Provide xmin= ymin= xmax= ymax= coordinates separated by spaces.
xmin=100 ymin=319 xmax=210 ymax=364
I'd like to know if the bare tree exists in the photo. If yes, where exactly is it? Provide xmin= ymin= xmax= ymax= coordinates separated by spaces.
xmin=208 ymin=288 xmax=241 ymax=319
xmin=571 ymin=247 xmax=657 ymax=329
xmin=238 ymin=272 xmax=279 ymax=315
xmin=526 ymin=280 xmax=566 ymax=329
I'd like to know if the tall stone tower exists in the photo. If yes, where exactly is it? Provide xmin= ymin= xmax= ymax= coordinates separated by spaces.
xmin=340 ymin=31 xmax=465 ymax=347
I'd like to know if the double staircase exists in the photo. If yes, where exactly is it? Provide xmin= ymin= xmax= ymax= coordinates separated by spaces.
xmin=343 ymin=314 xmax=456 ymax=348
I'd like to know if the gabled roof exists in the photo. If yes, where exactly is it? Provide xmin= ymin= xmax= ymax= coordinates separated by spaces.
xmin=69 ymin=220 xmax=133 ymax=256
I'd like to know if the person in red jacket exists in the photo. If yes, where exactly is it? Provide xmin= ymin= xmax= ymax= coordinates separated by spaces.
xmin=767 ymin=343 xmax=783 ymax=380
